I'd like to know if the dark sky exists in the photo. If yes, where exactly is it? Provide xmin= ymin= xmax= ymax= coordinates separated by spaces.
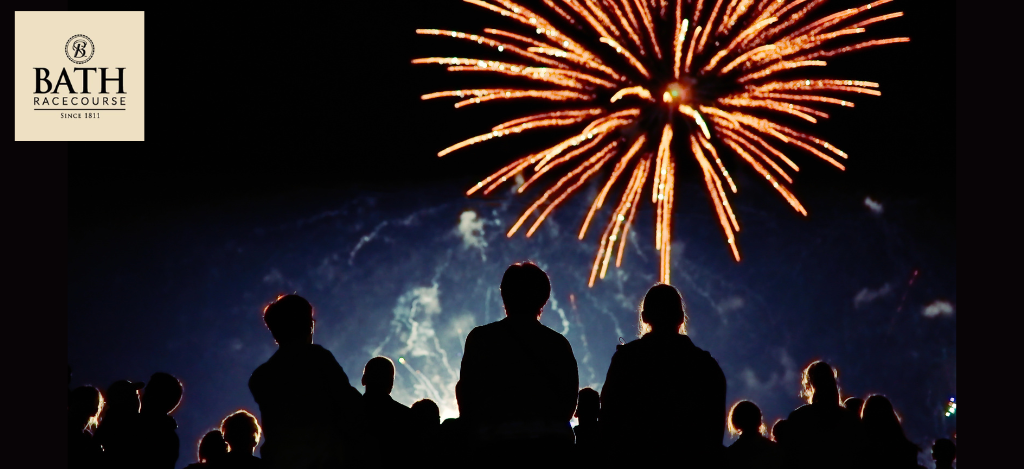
xmin=60 ymin=1 xmax=954 ymax=467
xmin=69 ymin=0 xmax=952 ymax=237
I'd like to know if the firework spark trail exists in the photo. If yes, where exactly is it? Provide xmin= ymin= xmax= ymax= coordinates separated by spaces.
xmin=370 ymin=254 xmax=464 ymax=418
xmin=416 ymin=0 xmax=906 ymax=285
xmin=547 ymin=294 xmax=572 ymax=335
xmin=348 ymin=221 xmax=388 ymax=266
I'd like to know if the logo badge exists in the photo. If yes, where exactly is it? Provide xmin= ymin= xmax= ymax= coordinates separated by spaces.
xmin=16 ymin=11 xmax=145 ymax=141
xmin=65 ymin=34 xmax=94 ymax=64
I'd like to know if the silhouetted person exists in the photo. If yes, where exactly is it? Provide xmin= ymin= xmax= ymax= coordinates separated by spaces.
xmin=184 ymin=431 xmax=228 ymax=469
xmin=770 ymin=419 xmax=795 ymax=468
xmin=457 ymin=262 xmax=579 ymax=459
xmin=69 ymin=386 xmax=104 ymax=469
xmin=139 ymin=372 xmax=184 ymax=469
xmin=410 ymin=399 xmax=441 ymax=454
xmin=439 ymin=417 xmax=468 ymax=449
xmin=221 ymin=410 xmax=265 ymax=469
xmin=770 ymin=419 xmax=790 ymax=445
xmin=784 ymin=361 xmax=862 ymax=469
xmin=94 ymin=379 xmax=144 ymax=469
xmin=600 ymin=284 xmax=727 ymax=466
xmin=844 ymin=397 xmax=864 ymax=419
xmin=726 ymin=400 xmax=783 ymax=469
xmin=842 ymin=396 xmax=866 ymax=461
xmin=411 ymin=399 xmax=440 ymax=428
xmin=932 ymin=438 xmax=955 ymax=469
xmin=861 ymin=395 xmax=919 ymax=468
xmin=248 ymin=294 xmax=363 ymax=468
xmin=360 ymin=356 xmax=413 ymax=464
xmin=573 ymin=388 xmax=601 ymax=446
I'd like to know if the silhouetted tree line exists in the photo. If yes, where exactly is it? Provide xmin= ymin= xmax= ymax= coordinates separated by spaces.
xmin=68 ymin=262 xmax=956 ymax=468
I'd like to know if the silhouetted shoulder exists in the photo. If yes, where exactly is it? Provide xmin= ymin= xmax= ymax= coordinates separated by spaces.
xmin=464 ymin=322 xmax=493 ymax=339
xmin=701 ymin=347 xmax=726 ymax=378
xmin=309 ymin=343 xmax=335 ymax=358
xmin=605 ymin=336 xmax=652 ymax=368
xmin=788 ymin=403 xmax=814 ymax=421
xmin=535 ymin=321 xmax=574 ymax=347
xmin=249 ymin=345 xmax=347 ymax=393
xmin=469 ymin=317 xmax=570 ymax=344
xmin=614 ymin=332 xmax=712 ymax=359
xmin=249 ymin=353 xmax=276 ymax=385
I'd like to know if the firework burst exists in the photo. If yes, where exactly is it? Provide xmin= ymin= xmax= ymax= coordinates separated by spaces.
xmin=415 ymin=0 xmax=907 ymax=286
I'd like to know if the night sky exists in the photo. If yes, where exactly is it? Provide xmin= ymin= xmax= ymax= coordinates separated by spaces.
xmin=63 ymin=1 xmax=953 ymax=468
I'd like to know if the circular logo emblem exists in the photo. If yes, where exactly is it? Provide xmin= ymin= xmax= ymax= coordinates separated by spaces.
xmin=65 ymin=34 xmax=94 ymax=64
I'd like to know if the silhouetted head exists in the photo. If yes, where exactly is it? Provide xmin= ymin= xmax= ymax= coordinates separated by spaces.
xmin=69 ymin=386 xmax=104 ymax=431
xmin=931 ymin=438 xmax=955 ymax=464
xmin=221 ymin=410 xmax=261 ymax=455
xmin=729 ymin=400 xmax=765 ymax=437
xmin=861 ymin=395 xmax=908 ymax=441
xmin=105 ymin=379 xmax=144 ymax=416
xmin=142 ymin=372 xmax=183 ymax=415
xmin=500 ymin=262 xmax=550 ymax=319
xmin=362 ymin=356 xmax=396 ymax=395
xmin=197 ymin=430 xmax=227 ymax=464
xmin=800 ymin=361 xmax=840 ymax=405
xmin=844 ymin=397 xmax=864 ymax=416
xmin=639 ymin=283 xmax=687 ymax=336
xmin=575 ymin=387 xmax=600 ymax=422
xmin=263 ymin=294 xmax=315 ymax=346
xmin=771 ymin=419 xmax=790 ymax=444
xmin=411 ymin=399 xmax=441 ymax=427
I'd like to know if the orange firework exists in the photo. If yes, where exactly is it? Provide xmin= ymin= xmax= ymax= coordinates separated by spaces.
xmin=415 ymin=0 xmax=907 ymax=286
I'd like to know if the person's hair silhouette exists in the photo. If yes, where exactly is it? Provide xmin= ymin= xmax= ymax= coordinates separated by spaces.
xmin=263 ymin=294 xmax=314 ymax=346
xmin=183 ymin=430 xmax=227 ymax=468
xmin=638 ymin=283 xmax=687 ymax=336
xmin=411 ymin=399 xmax=440 ymax=427
xmin=106 ymin=379 xmax=144 ymax=415
xmin=221 ymin=410 xmax=262 ymax=455
xmin=844 ymin=397 xmax=864 ymax=418
xmin=199 ymin=430 xmax=227 ymax=463
xmin=860 ymin=395 xmax=919 ymax=468
xmin=69 ymin=386 xmax=105 ymax=469
xmin=800 ymin=361 xmax=841 ymax=406
xmin=771 ymin=419 xmax=789 ymax=444
xmin=70 ymin=385 xmax=104 ymax=433
xmin=861 ymin=395 xmax=905 ymax=436
xmin=575 ymin=387 xmax=599 ymax=425
xmin=729 ymin=400 xmax=766 ymax=437
xmin=500 ymin=261 xmax=551 ymax=318
xmin=600 ymin=283 xmax=726 ymax=466
xmin=362 ymin=356 xmax=396 ymax=395
xmin=143 ymin=372 xmax=183 ymax=415
xmin=931 ymin=438 xmax=955 ymax=469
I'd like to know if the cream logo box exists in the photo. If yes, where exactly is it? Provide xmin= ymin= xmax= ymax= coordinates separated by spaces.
xmin=14 ymin=11 xmax=144 ymax=141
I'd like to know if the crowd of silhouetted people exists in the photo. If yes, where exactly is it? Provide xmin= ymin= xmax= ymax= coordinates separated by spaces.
xmin=68 ymin=262 xmax=956 ymax=468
